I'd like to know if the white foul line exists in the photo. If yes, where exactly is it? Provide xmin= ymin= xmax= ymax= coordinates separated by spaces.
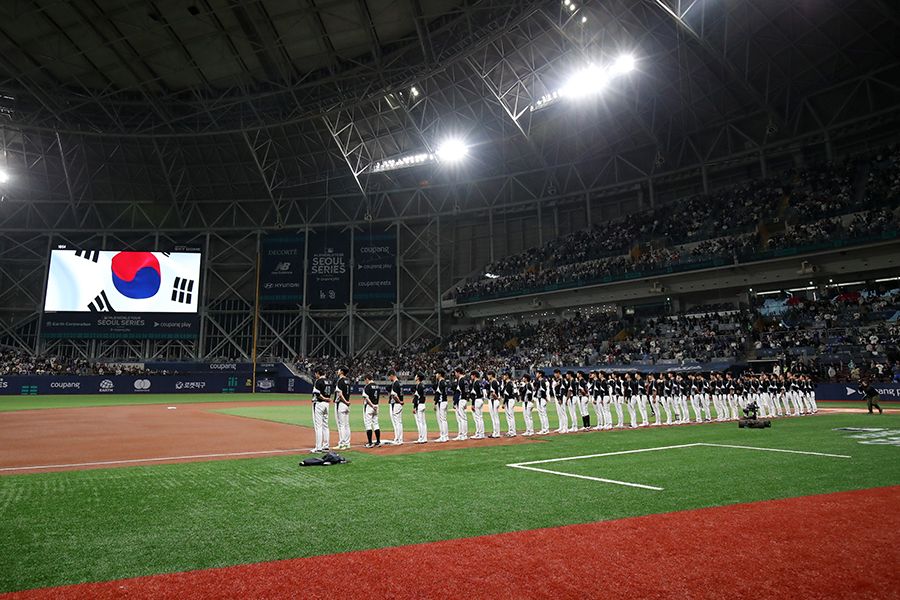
xmin=506 ymin=443 xmax=852 ymax=490
xmin=510 ymin=465 xmax=665 ymax=490
xmin=694 ymin=443 xmax=851 ymax=459
xmin=0 ymin=448 xmax=308 ymax=472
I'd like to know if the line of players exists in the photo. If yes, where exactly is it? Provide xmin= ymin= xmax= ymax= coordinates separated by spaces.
xmin=308 ymin=366 xmax=818 ymax=452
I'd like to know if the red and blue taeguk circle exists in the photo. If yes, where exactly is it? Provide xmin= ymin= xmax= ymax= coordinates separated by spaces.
xmin=111 ymin=252 xmax=161 ymax=299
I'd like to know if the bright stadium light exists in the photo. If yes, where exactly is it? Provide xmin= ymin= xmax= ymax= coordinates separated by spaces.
xmin=562 ymin=64 xmax=607 ymax=98
xmin=436 ymin=139 xmax=468 ymax=162
xmin=0 ymin=169 xmax=8 ymax=184
xmin=531 ymin=54 xmax=638 ymax=112
xmin=611 ymin=54 xmax=635 ymax=76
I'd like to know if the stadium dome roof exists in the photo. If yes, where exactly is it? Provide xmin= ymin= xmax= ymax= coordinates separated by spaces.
xmin=0 ymin=0 xmax=899 ymax=229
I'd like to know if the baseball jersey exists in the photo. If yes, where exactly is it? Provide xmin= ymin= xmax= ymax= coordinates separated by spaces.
xmin=313 ymin=376 xmax=332 ymax=403
xmin=413 ymin=381 xmax=426 ymax=407
xmin=389 ymin=379 xmax=403 ymax=405
xmin=434 ymin=378 xmax=447 ymax=405
xmin=362 ymin=382 xmax=379 ymax=405
xmin=335 ymin=376 xmax=350 ymax=404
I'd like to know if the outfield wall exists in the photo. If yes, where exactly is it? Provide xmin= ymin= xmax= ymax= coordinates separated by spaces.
xmin=0 ymin=374 xmax=253 ymax=395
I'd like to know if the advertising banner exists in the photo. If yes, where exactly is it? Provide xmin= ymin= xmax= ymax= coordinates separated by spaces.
xmin=353 ymin=228 xmax=397 ymax=308
xmin=41 ymin=313 xmax=199 ymax=339
xmin=815 ymin=383 xmax=900 ymax=402
xmin=259 ymin=235 xmax=305 ymax=303
xmin=0 ymin=374 xmax=252 ymax=396
xmin=307 ymin=229 xmax=351 ymax=308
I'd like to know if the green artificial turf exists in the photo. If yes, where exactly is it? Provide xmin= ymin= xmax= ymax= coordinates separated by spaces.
xmin=1 ymin=412 xmax=899 ymax=593
xmin=0 ymin=393 xmax=294 ymax=412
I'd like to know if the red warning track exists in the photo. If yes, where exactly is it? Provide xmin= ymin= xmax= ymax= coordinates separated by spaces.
xmin=5 ymin=486 xmax=898 ymax=600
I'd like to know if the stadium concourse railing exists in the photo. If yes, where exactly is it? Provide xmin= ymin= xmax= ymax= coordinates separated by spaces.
xmin=453 ymin=229 xmax=899 ymax=305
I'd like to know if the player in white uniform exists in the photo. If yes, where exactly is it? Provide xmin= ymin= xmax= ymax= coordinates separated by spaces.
xmin=310 ymin=369 xmax=332 ymax=453
xmin=469 ymin=371 xmax=486 ymax=439
xmin=502 ymin=373 xmax=517 ymax=436
xmin=487 ymin=372 xmax=503 ymax=438
xmin=413 ymin=373 xmax=428 ymax=443
xmin=334 ymin=367 xmax=352 ymax=449
xmin=552 ymin=369 xmax=568 ymax=434
xmin=453 ymin=368 xmax=469 ymax=441
xmin=520 ymin=374 xmax=535 ymax=435
xmin=388 ymin=371 xmax=404 ymax=445
xmin=433 ymin=370 xmax=450 ymax=442
xmin=534 ymin=371 xmax=550 ymax=435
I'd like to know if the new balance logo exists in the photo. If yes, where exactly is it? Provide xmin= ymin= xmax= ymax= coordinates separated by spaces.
xmin=274 ymin=262 xmax=291 ymax=271
xmin=74 ymin=250 xmax=100 ymax=263
xmin=88 ymin=290 xmax=114 ymax=312
xmin=172 ymin=277 xmax=195 ymax=304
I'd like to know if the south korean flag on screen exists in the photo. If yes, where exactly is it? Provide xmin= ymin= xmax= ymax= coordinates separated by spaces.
xmin=44 ymin=250 xmax=201 ymax=313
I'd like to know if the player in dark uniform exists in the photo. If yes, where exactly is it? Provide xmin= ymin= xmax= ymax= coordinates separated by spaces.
xmin=388 ymin=371 xmax=404 ymax=445
xmin=433 ymin=369 xmax=449 ymax=442
xmin=362 ymin=375 xmax=381 ymax=448
xmin=487 ymin=371 xmax=503 ymax=438
xmin=520 ymin=374 xmax=535 ymax=435
xmin=502 ymin=372 xmax=517 ymax=437
xmin=413 ymin=373 xmax=428 ymax=443
xmin=335 ymin=367 xmax=352 ymax=449
xmin=311 ymin=368 xmax=332 ymax=453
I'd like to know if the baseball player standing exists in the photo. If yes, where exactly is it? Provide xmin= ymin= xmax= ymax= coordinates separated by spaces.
xmin=470 ymin=371 xmax=486 ymax=439
xmin=413 ymin=373 xmax=428 ymax=443
xmin=487 ymin=371 xmax=503 ymax=438
xmin=502 ymin=372 xmax=517 ymax=436
xmin=311 ymin=368 xmax=332 ymax=453
xmin=335 ymin=367 xmax=352 ymax=449
xmin=453 ymin=367 xmax=469 ymax=441
xmin=521 ymin=374 xmax=535 ymax=435
xmin=362 ymin=375 xmax=381 ymax=447
xmin=388 ymin=371 xmax=404 ymax=445
xmin=433 ymin=369 xmax=450 ymax=442
xmin=552 ymin=369 xmax=568 ymax=434
xmin=534 ymin=371 xmax=550 ymax=435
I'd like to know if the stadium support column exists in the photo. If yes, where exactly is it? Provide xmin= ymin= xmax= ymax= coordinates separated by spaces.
xmin=34 ymin=233 xmax=53 ymax=355
xmin=760 ymin=151 xmax=768 ymax=178
xmin=585 ymin=194 xmax=592 ymax=225
xmin=396 ymin=220 xmax=402 ymax=347
xmin=701 ymin=164 xmax=710 ymax=195
xmin=300 ymin=229 xmax=310 ymax=360
xmin=488 ymin=210 xmax=495 ymax=265
xmin=537 ymin=204 xmax=543 ymax=246
xmin=436 ymin=214 xmax=442 ymax=339
xmin=198 ymin=231 xmax=212 ymax=359
xmin=349 ymin=229 xmax=355 ymax=356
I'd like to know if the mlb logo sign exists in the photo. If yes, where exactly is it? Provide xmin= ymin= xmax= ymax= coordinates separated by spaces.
xmin=326 ymin=248 xmax=334 ymax=254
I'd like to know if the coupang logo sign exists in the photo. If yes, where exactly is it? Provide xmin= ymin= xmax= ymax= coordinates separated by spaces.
xmin=111 ymin=252 xmax=162 ymax=299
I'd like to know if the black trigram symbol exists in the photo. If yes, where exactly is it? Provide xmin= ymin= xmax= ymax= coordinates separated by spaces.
xmin=74 ymin=250 xmax=100 ymax=262
xmin=88 ymin=290 xmax=114 ymax=312
xmin=172 ymin=277 xmax=195 ymax=304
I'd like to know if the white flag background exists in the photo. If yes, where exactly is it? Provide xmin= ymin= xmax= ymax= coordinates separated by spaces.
xmin=44 ymin=251 xmax=202 ymax=313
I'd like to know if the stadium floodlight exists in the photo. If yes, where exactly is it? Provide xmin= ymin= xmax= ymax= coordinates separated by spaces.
xmin=562 ymin=64 xmax=608 ymax=98
xmin=0 ymin=169 xmax=8 ymax=184
xmin=611 ymin=54 xmax=635 ymax=76
xmin=436 ymin=139 xmax=468 ymax=162
xmin=531 ymin=54 xmax=637 ymax=112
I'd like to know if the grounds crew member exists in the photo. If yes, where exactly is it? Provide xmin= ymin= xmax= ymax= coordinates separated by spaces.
xmin=860 ymin=381 xmax=884 ymax=414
